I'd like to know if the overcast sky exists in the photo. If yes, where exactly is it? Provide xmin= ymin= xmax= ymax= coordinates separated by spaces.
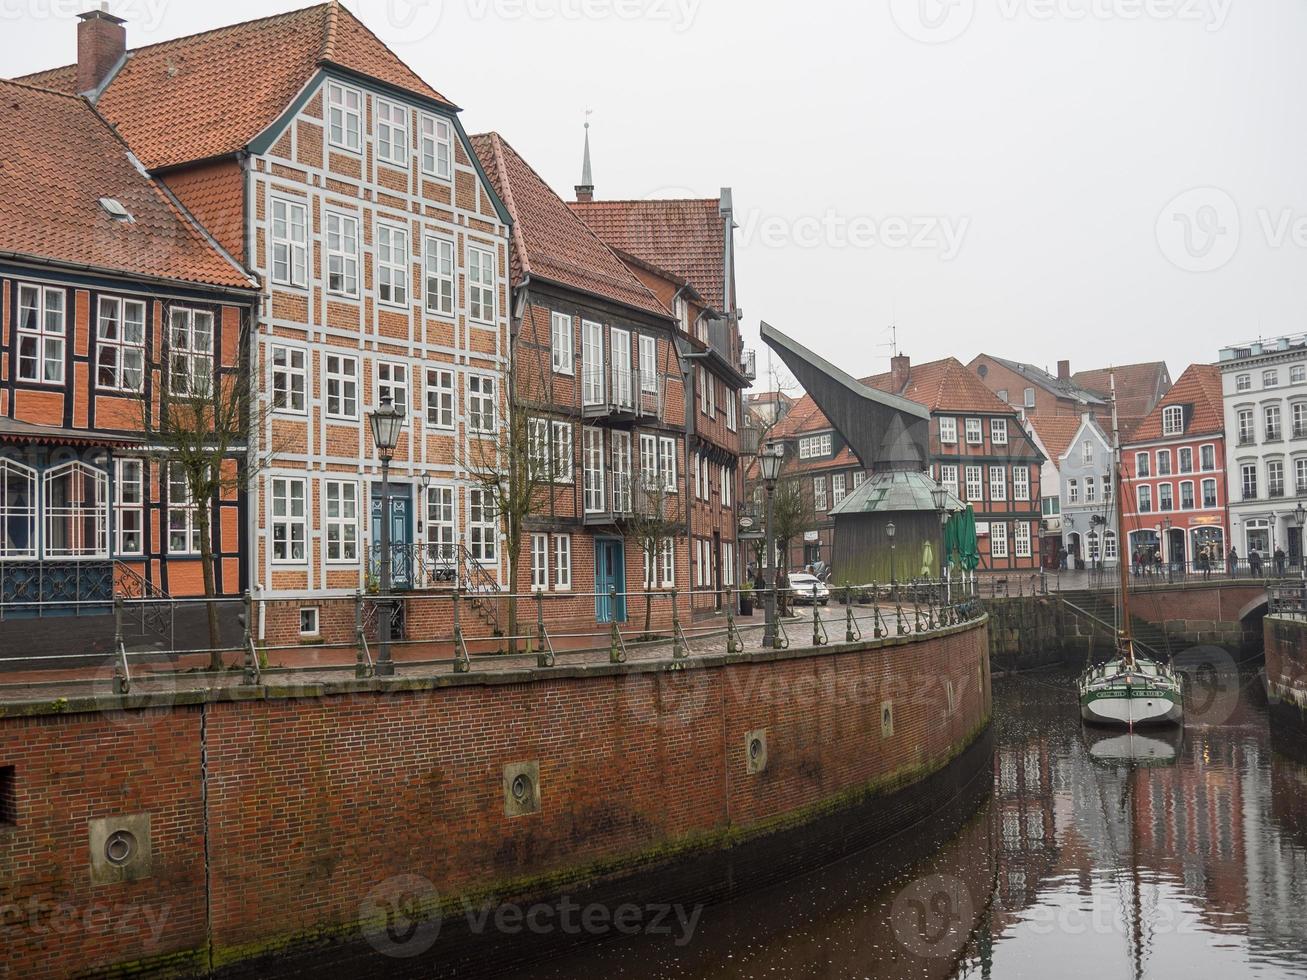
xmin=6 ymin=0 xmax=1305 ymax=385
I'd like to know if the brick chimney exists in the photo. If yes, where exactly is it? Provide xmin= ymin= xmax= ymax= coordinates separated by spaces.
xmin=77 ymin=5 xmax=126 ymax=96
xmin=890 ymin=354 xmax=911 ymax=393
xmin=1057 ymin=359 xmax=1071 ymax=381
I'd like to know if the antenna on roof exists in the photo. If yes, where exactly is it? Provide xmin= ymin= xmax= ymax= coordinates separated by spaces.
xmin=575 ymin=108 xmax=595 ymax=203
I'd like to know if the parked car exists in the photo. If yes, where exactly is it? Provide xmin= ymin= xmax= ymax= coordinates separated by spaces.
xmin=788 ymin=572 xmax=830 ymax=605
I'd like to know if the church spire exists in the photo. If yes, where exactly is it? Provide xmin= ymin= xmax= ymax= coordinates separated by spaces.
xmin=575 ymin=109 xmax=595 ymax=203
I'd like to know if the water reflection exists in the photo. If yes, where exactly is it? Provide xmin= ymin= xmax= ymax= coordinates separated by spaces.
xmin=515 ymin=669 xmax=1307 ymax=979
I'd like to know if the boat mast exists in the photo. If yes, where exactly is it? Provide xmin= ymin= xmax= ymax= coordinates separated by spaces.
xmin=1112 ymin=373 xmax=1136 ymax=668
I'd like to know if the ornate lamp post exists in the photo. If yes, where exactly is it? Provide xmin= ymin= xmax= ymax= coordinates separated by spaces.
xmin=369 ymin=394 xmax=406 ymax=675
xmin=886 ymin=521 xmax=897 ymax=597
xmin=1160 ymin=516 xmax=1173 ymax=583
xmin=1296 ymin=502 xmax=1306 ymax=582
xmin=758 ymin=441 xmax=785 ymax=649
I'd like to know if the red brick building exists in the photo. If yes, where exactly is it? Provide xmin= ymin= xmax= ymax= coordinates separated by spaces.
xmin=0 ymin=76 xmax=258 ymax=629
xmin=1122 ymin=364 xmax=1228 ymax=567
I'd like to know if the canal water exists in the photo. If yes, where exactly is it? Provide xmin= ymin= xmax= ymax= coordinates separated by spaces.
xmin=506 ymin=666 xmax=1307 ymax=980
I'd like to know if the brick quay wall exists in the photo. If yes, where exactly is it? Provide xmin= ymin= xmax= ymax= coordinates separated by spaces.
xmin=0 ymin=619 xmax=990 ymax=978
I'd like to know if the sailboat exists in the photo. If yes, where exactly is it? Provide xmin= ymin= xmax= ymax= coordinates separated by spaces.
xmin=1078 ymin=375 xmax=1184 ymax=728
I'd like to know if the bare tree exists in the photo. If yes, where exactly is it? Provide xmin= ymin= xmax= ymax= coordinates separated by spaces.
xmin=142 ymin=304 xmax=276 ymax=669
xmin=623 ymin=480 xmax=685 ymax=637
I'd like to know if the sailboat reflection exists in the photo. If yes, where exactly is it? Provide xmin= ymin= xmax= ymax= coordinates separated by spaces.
xmin=1086 ymin=727 xmax=1183 ymax=768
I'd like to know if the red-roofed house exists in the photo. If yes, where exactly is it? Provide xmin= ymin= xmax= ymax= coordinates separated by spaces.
xmin=0 ymin=73 xmax=258 ymax=635
xmin=1122 ymin=364 xmax=1228 ymax=568
xmin=18 ymin=3 xmax=514 ymax=645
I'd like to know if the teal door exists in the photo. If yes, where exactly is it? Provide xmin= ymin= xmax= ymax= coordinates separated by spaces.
xmin=370 ymin=484 xmax=413 ymax=589
xmin=595 ymin=538 xmax=627 ymax=623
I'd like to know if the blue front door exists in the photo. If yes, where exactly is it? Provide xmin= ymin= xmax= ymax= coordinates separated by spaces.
xmin=594 ymin=538 xmax=627 ymax=623
xmin=370 ymin=484 xmax=413 ymax=589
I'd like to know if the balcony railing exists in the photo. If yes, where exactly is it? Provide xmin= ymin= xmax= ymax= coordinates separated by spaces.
xmin=583 ymin=476 xmax=681 ymax=526
xmin=581 ymin=366 xmax=664 ymax=421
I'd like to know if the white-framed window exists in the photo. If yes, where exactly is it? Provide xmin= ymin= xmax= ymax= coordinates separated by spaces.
xmin=424 ymin=235 xmax=455 ymax=316
xmin=0 ymin=459 xmax=37 ymax=558
xmin=1104 ymin=531 xmax=1118 ymax=561
xmin=168 ymin=463 xmax=201 ymax=555
xmin=638 ymin=334 xmax=657 ymax=393
xmin=965 ymin=419 xmax=983 ymax=445
xmin=660 ymin=538 xmax=675 ymax=588
xmin=639 ymin=433 xmax=658 ymax=489
xmin=425 ymin=368 xmax=454 ymax=430
xmin=1201 ymin=444 xmax=1216 ymax=472
xmin=1014 ymin=522 xmax=1032 ymax=558
xmin=1024 ymin=388 xmax=1036 ymax=408
xmin=1158 ymin=483 xmax=1174 ymax=511
xmin=990 ymin=522 xmax=1009 ymax=559
xmin=612 ymin=431 xmax=632 ymax=513
xmin=376 ymin=222 xmax=410 ymax=307
xmin=552 ymin=421 xmax=574 ymax=482
xmin=467 ymin=487 xmax=497 ymax=564
xmin=853 ymin=471 xmax=866 ymax=488
xmin=1068 ymin=479 xmax=1079 ymax=504
xmin=467 ymin=244 xmax=496 ymax=323
xmin=941 ymin=464 xmax=959 ymax=496
xmin=426 ymin=484 xmax=456 ymax=561
xmin=271 ymin=476 xmax=306 ymax=562
xmin=528 ymin=417 xmax=550 ymax=480
xmin=722 ymin=466 xmax=734 ymax=508
xmin=43 ymin=462 xmax=108 ymax=558
xmin=270 ymin=197 xmax=308 ymax=288
xmin=1180 ymin=480 xmax=1195 ymax=510
xmin=830 ymin=472 xmax=845 ymax=507
xmin=1293 ymin=402 xmax=1307 ymax=438
xmin=325 ymin=211 xmax=360 ymax=296
xmin=1294 ymin=365 xmax=1307 ymax=385
xmin=1266 ymin=404 xmax=1283 ymax=441
xmin=1236 ymin=374 xmax=1252 ymax=392
xmin=1179 ymin=447 xmax=1194 ymax=473
xmin=1265 ymin=369 xmax=1280 ymax=388
xmin=1082 ymin=441 xmax=1094 ymax=466
xmin=168 ymin=307 xmax=214 ymax=396
xmin=1202 ymin=477 xmax=1218 ymax=508
xmin=1157 ymin=450 xmax=1172 ymax=476
xmin=1089 ymin=476 xmax=1101 ymax=503
xmin=991 ymin=418 xmax=1008 ymax=445
xmin=17 ymin=284 xmax=66 ymax=384
xmin=324 ymin=480 xmax=359 ymax=563
xmin=419 ymin=113 xmax=452 ymax=178
xmin=299 ymin=608 xmax=320 ymax=636
xmin=552 ymin=312 xmax=575 ymax=375
xmin=375 ymin=98 xmax=409 ymax=166
xmin=114 ymin=458 xmax=144 ymax=556
xmin=798 ymin=434 xmax=833 ymax=459
xmin=726 ymin=391 xmax=737 ymax=431
xmin=965 ymin=465 xmax=983 ymax=502
xmin=989 ymin=466 xmax=1006 ymax=501
xmin=939 ymin=417 xmax=958 ymax=444
xmin=467 ymin=374 xmax=496 ymax=434
xmin=1162 ymin=405 xmax=1184 ymax=436
xmin=1137 ymin=484 xmax=1153 ymax=513
xmin=325 ymin=353 xmax=359 ymax=420
xmin=531 ymin=533 xmax=549 ymax=591
xmin=1135 ymin=452 xmax=1151 ymax=477
xmin=326 ymin=81 xmax=362 ymax=151
xmin=1269 ymin=459 xmax=1286 ymax=497
xmin=377 ymin=361 xmax=409 ymax=416
xmin=554 ymin=534 xmax=572 ymax=590
xmin=581 ymin=320 xmax=604 ymax=407
xmin=95 ymin=296 xmax=145 ymax=393
xmin=1241 ymin=464 xmax=1258 ymax=500
xmin=271 ymin=345 xmax=307 ymax=414
xmin=659 ymin=437 xmax=677 ymax=492
xmin=1237 ymin=409 xmax=1255 ymax=444
xmin=583 ymin=427 xmax=605 ymax=513
xmin=1087 ymin=530 xmax=1101 ymax=563
xmin=692 ymin=452 xmax=702 ymax=500
xmin=1013 ymin=467 xmax=1030 ymax=501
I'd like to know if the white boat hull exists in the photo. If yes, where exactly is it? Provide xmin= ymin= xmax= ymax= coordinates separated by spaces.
xmin=1080 ymin=692 xmax=1183 ymax=727
xmin=1079 ymin=657 xmax=1184 ymax=728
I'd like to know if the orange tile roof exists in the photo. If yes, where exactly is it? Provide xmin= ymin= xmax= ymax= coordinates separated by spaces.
xmin=569 ymin=198 xmax=726 ymax=310
xmin=862 ymin=357 xmax=1019 ymax=415
xmin=15 ymin=2 xmax=453 ymax=171
xmin=470 ymin=133 xmax=670 ymax=320
xmin=1024 ymin=414 xmax=1085 ymax=464
xmin=1072 ymin=362 xmax=1171 ymax=424
xmin=1126 ymin=363 xmax=1224 ymax=444
xmin=0 ymin=79 xmax=254 ymax=290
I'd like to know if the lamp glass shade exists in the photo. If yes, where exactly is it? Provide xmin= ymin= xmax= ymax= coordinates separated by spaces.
xmin=931 ymin=482 xmax=948 ymax=512
xmin=886 ymin=522 xmax=896 ymax=539
xmin=758 ymin=442 xmax=784 ymax=482
xmin=1297 ymin=503 xmax=1306 ymax=527
xmin=369 ymin=395 xmax=406 ymax=452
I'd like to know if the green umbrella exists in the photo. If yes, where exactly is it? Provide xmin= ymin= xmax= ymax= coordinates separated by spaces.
xmin=949 ymin=506 xmax=980 ymax=572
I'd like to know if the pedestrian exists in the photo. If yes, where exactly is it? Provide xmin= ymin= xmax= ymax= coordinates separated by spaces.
xmin=1132 ymin=549 xmax=1141 ymax=577
xmin=1275 ymin=544 xmax=1287 ymax=578
xmin=1227 ymin=545 xmax=1238 ymax=577
xmin=1153 ymin=549 xmax=1163 ymax=576
xmin=1251 ymin=549 xmax=1263 ymax=577
xmin=1058 ymin=546 xmax=1068 ymax=571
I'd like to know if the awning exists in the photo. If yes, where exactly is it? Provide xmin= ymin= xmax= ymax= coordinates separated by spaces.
xmin=0 ymin=417 xmax=142 ymax=448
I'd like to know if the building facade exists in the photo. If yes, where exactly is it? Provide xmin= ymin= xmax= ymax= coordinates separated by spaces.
xmin=21 ymin=5 xmax=514 ymax=643
xmin=0 ymin=75 xmax=258 ymax=640
xmin=1122 ymin=364 xmax=1228 ymax=569
xmin=1053 ymin=415 xmax=1117 ymax=566
xmin=1219 ymin=335 xmax=1307 ymax=565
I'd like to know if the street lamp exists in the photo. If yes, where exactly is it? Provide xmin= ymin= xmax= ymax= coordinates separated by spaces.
xmin=1161 ymin=516 xmax=1173 ymax=582
xmin=759 ymin=440 xmax=785 ymax=649
xmin=931 ymin=480 xmax=949 ymax=579
xmin=886 ymin=521 xmax=897 ymax=596
xmin=369 ymin=394 xmax=406 ymax=675
xmin=1296 ymin=502 xmax=1306 ymax=581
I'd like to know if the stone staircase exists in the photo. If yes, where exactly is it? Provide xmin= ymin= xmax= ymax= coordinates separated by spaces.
xmin=1059 ymin=589 xmax=1174 ymax=660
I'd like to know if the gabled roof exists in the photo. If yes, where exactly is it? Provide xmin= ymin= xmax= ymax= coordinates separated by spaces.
xmin=469 ymin=133 xmax=669 ymax=320
xmin=0 ymin=78 xmax=254 ymax=290
xmin=569 ymin=198 xmax=726 ymax=310
xmin=1061 ymin=414 xmax=1112 ymax=462
xmin=1072 ymin=362 xmax=1171 ymax=427
xmin=977 ymin=354 xmax=1105 ymax=405
xmin=16 ymin=2 xmax=454 ymax=171
xmin=1024 ymin=415 xmax=1085 ymax=467
xmin=863 ymin=357 xmax=1020 ymax=416
xmin=1126 ymin=364 xmax=1223 ymax=444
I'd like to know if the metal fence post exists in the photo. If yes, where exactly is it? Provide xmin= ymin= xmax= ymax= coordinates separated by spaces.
xmin=608 ymin=586 xmax=626 ymax=664
xmin=671 ymin=589 xmax=685 ymax=659
xmin=453 ymin=587 xmax=470 ymax=673
xmin=242 ymin=589 xmax=260 ymax=686
xmin=535 ymin=589 xmax=555 ymax=668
